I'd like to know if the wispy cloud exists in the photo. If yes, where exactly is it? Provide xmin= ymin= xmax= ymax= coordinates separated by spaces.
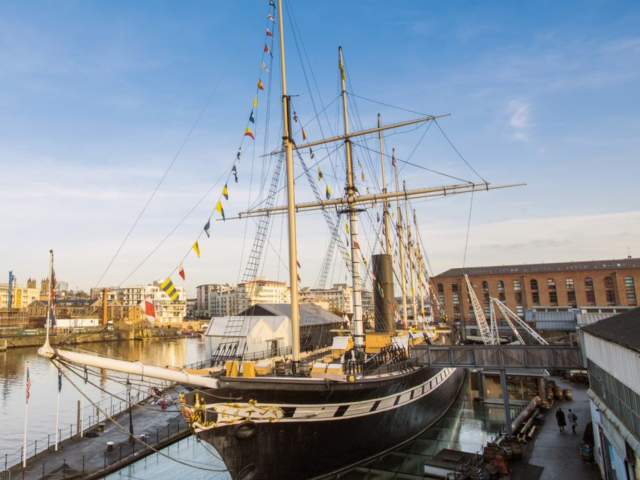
xmin=507 ymin=99 xmax=532 ymax=141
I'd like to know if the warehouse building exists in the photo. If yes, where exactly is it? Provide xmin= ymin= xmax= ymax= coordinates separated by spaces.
xmin=431 ymin=257 xmax=640 ymax=327
xmin=583 ymin=308 xmax=640 ymax=479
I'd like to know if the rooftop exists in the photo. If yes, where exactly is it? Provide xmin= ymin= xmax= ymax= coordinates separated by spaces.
xmin=240 ymin=303 xmax=343 ymax=326
xmin=582 ymin=307 xmax=640 ymax=353
xmin=435 ymin=257 xmax=640 ymax=278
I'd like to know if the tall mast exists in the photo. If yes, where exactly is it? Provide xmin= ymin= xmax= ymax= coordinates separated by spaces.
xmin=392 ymin=149 xmax=408 ymax=328
xmin=413 ymin=210 xmax=427 ymax=325
xmin=377 ymin=114 xmax=392 ymax=256
xmin=44 ymin=249 xmax=54 ymax=349
xmin=277 ymin=0 xmax=301 ymax=361
xmin=403 ymin=181 xmax=418 ymax=326
xmin=339 ymin=47 xmax=364 ymax=351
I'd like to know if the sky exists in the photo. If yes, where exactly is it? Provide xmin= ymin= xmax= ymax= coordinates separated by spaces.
xmin=0 ymin=0 xmax=639 ymax=294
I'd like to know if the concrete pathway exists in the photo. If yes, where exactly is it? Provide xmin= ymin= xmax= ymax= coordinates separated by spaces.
xmin=515 ymin=376 xmax=600 ymax=480
xmin=6 ymin=391 xmax=189 ymax=480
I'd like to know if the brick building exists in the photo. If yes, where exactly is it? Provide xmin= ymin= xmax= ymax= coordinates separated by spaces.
xmin=432 ymin=257 xmax=640 ymax=324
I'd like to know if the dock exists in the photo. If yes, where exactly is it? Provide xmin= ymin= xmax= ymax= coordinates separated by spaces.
xmin=2 ymin=387 xmax=189 ymax=480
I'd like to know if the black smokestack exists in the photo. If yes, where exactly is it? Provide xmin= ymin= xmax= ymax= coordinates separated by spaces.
xmin=372 ymin=253 xmax=395 ymax=334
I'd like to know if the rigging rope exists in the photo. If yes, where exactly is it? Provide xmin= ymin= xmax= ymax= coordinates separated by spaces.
xmin=55 ymin=360 xmax=227 ymax=472
xmin=94 ymin=81 xmax=222 ymax=288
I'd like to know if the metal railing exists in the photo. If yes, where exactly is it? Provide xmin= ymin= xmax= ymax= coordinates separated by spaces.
xmin=411 ymin=344 xmax=584 ymax=370
xmin=0 ymin=383 xmax=172 ymax=474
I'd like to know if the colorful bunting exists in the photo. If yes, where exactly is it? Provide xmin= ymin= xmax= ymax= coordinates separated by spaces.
xmin=257 ymin=79 xmax=265 ymax=90
xmin=302 ymin=128 xmax=308 ymax=140
xmin=204 ymin=219 xmax=211 ymax=237
xmin=345 ymin=223 xmax=350 ymax=234
xmin=232 ymin=165 xmax=239 ymax=183
xmin=179 ymin=265 xmax=186 ymax=280
xmin=192 ymin=241 xmax=201 ymax=258
xmin=325 ymin=184 xmax=332 ymax=199
xmin=216 ymin=200 xmax=225 ymax=220
xmin=264 ymin=44 xmax=270 ymax=54
xmin=161 ymin=278 xmax=180 ymax=302
xmin=244 ymin=127 xmax=255 ymax=140
xmin=309 ymin=147 xmax=314 ymax=159
xmin=266 ymin=28 xmax=273 ymax=37
xmin=252 ymin=97 xmax=259 ymax=109
xmin=261 ymin=61 xmax=269 ymax=72
xmin=223 ymin=183 xmax=229 ymax=200
xmin=267 ymin=14 xmax=275 ymax=22
xmin=318 ymin=168 xmax=323 ymax=181
xmin=249 ymin=110 xmax=255 ymax=123
xmin=293 ymin=111 xmax=299 ymax=123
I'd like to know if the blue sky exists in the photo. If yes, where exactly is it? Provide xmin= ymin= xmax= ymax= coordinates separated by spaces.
xmin=1 ymin=1 xmax=638 ymax=293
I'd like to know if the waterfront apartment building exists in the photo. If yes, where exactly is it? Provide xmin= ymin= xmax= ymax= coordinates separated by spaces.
xmin=0 ymin=281 xmax=40 ymax=310
xmin=208 ymin=279 xmax=290 ymax=317
xmin=432 ymin=257 xmax=640 ymax=324
xmin=299 ymin=283 xmax=354 ymax=316
xmin=102 ymin=282 xmax=187 ymax=326
xmin=196 ymin=283 xmax=232 ymax=317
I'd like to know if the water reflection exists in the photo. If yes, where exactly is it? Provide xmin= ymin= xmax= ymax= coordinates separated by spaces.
xmin=0 ymin=338 xmax=211 ymax=455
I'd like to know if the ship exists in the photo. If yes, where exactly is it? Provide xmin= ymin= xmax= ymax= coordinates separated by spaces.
xmin=38 ymin=0 xmax=521 ymax=478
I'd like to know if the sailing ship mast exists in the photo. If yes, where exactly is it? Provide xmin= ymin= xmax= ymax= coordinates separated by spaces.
xmin=276 ymin=0 xmax=301 ymax=361
xmin=339 ymin=47 xmax=364 ymax=351
xmin=377 ymin=114 xmax=392 ymax=256
xmin=403 ymin=180 xmax=418 ymax=326
xmin=392 ymin=149 xmax=409 ymax=328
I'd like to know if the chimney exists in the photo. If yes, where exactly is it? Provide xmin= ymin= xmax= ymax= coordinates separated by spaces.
xmin=372 ymin=254 xmax=396 ymax=334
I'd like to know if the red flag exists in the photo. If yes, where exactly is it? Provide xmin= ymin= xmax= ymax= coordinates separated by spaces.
xmin=144 ymin=300 xmax=156 ymax=319
xmin=179 ymin=266 xmax=186 ymax=280
xmin=266 ymin=28 xmax=273 ymax=37
xmin=244 ymin=127 xmax=255 ymax=140
xmin=263 ymin=44 xmax=270 ymax=54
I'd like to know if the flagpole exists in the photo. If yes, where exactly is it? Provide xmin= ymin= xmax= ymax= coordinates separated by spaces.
xmin=22 ymin=361 xmax=30 ymax=468
xmin=54 ymin=369 xmax=61 ymax=451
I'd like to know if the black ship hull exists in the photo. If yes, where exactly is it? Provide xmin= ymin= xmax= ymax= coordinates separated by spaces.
xmin=194 ymin=366 xmax=466 ymax=480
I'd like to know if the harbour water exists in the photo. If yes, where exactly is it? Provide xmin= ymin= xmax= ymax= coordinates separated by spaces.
xmin=0 ymin=338 xmax=211 ymax=458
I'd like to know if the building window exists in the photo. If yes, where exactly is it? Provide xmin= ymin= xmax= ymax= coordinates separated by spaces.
xmin=482 ymin=281 xmax=489 ymax=292
xmin=567 ymin=290 xmax=577 ymax=307
xmin=497 ymin=280 xmax=506 ymax=301
xmin=565 ymin=278 xmax=575 ymax=290
xmin=625 ymin=276 xmax=637 ymax=306
xmin=437 ymin=283 xmax=444 ymax=294
xmin=604 ymin=276 xmax=616 ymax=305
xmin=547 ymin=278 xmax=558 ymax=306
xmin=585 ymin=277 xmax=595 ymax=305
xmin=512 ymin=279 xmax=522 ymax=292
xmin=515 ymin=291 xmax=523 ymax=305
xmin=530 ymin=279 xmax=540 ymax=305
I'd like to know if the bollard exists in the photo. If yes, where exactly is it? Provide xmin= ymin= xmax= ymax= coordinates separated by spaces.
xmin=62 ymin=458 xmax=66 ymax=479
xmin=47 ymin=434 xmax=50 ymax=451
xmin=34 ymin=440 xmax=37 ymax=456
xmin=41 ymin=462 xmax=44 ymax=479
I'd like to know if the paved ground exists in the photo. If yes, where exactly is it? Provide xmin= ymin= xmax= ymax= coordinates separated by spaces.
xmin=513 ymin=376 xmax=600 ymax=480
xmin=6 ymin=388 xmax=189 ymax=480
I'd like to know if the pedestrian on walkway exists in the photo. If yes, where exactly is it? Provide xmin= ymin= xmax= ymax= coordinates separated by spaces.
xmin=568 ymin=409 xmax=578 ymax=434
xmin=556 ymin=407 xmax=567 ymax=432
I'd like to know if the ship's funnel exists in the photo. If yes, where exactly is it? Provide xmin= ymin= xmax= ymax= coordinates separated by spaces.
xmin=372 ymin=254 xmax=395 ymax=334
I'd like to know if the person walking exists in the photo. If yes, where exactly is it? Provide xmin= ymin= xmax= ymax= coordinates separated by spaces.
xmin=556 ymin=407 xmax=567 ymax=432
xmin=568 ymin=409 xmax=578 ymax=434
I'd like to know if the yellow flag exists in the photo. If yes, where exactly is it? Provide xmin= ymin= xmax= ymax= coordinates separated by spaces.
xmin=252 ymin=96 xmax=259 ymax=109
xmin=192 ymin=241 xmax=201 ymax=258
xmin=223 ymin=184 xmax=229 ymax=200
xmin=216 ymin=200 xmax=225 ymax=220
xmin=302 ymin=128 xmax=308 ymax=141
xmin=345 ymin=223 xmax=350 ymax=234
